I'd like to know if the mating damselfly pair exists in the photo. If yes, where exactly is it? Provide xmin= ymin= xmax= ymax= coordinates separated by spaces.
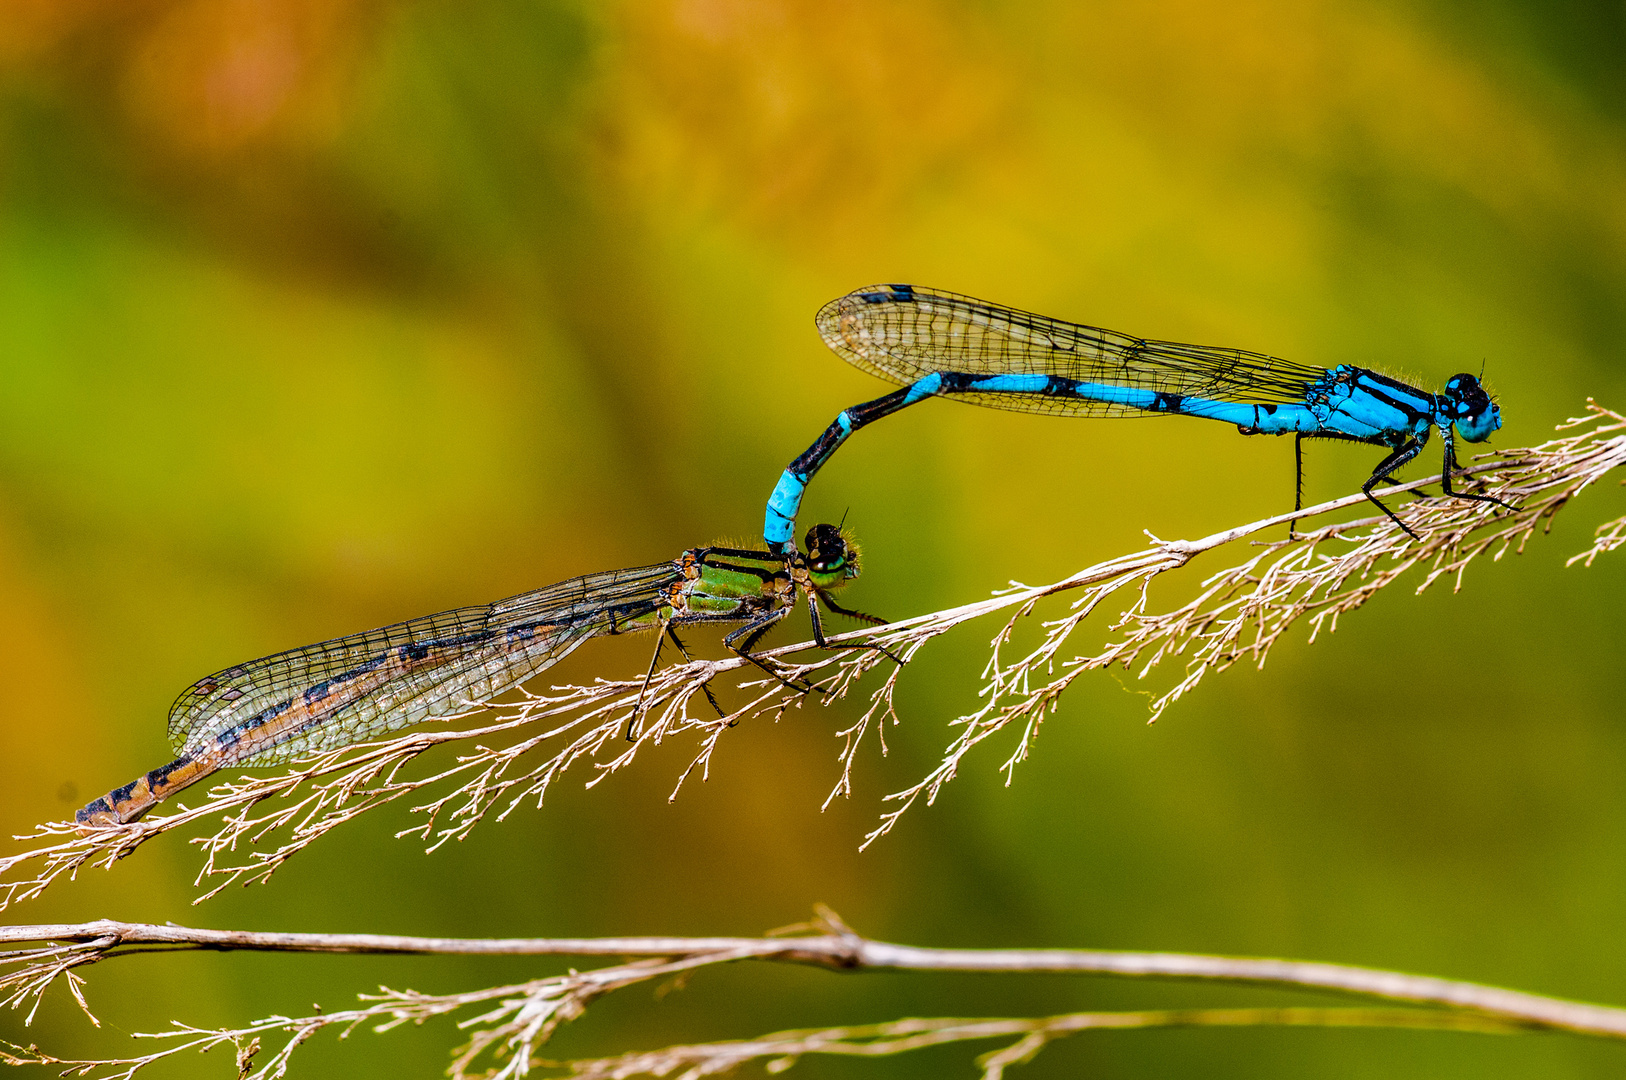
xmin=79 ymin=282 xmax=1512 ymax=827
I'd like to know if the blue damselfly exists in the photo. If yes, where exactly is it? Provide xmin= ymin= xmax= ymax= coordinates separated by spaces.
xmin=765 ymin=284 xmax=1510 ymax=551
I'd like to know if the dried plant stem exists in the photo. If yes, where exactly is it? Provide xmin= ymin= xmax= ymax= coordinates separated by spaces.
xmin=2 ymin=915 xmax=1624 ymax=1034
xmin=0 ymin=908 xmax=1619 ymax=1078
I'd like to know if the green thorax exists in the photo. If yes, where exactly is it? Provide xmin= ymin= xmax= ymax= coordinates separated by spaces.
xmin=682 ymin=523 xmax=861 ymax=616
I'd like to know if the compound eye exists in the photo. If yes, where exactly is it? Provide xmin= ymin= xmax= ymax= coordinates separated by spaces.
xmin=1443 ymin=373 xmax=1489 ymax=415
xmin=810 ymin=545 xmax=847 ymax=573
xmin=809 ymin=552 xmax=846 ymax=574
xmin=802 ymin=523 xmax=848 ymax=574
xmin=1448 ymin=379 xmax=1502 ymax=442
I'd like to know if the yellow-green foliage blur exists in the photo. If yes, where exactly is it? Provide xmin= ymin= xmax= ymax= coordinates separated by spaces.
xmin=2 ymin=1 xmax=1624 ymax=1076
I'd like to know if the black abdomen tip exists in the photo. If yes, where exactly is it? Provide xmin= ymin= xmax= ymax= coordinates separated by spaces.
xmin=74 ymin=796 xmax=116 ymax=827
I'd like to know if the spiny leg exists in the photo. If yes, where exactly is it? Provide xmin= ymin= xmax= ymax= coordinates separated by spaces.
xmin=1290 ymin=432 xmax=1305 ymax=540
xmin=805 ymin=588 xmax=829 ymax=646
xmin=1294 ymin=430 xmax=1408 ymax=534
xmin=1362 ymin=436 xmax=1427 ymax=540
xmin=818 ymin=593 xmax=888 ymax=627
xmin=625 ymin=624 xmax=669 ymax=741
xmin=624 ymin=624 xmax=731 ymax=741
xmin=666 ymin=626 xmax=727 ymax=719
xmin=816 ymin=591 xmax=905 ymax=667
xmin=1437 ymin=426 xmax=1517 ymax=513
xmin=723 ymin=606 xmax=825 ymax=698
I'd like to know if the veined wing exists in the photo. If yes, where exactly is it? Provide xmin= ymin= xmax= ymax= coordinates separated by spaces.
xmin=816 ymin=284 xmax=1329 ymax=417
xmin=166 ymin=560 xmax=683 ymax=767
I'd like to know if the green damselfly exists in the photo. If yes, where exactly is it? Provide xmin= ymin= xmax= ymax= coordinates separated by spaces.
xmin=76 ymin=524 xmax=881 ymax=827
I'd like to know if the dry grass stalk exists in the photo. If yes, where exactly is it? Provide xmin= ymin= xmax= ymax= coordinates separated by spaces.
xmin=2 ymin=907 xmax=1618 ymax=1078
xmin=5 ymin=404 xmax=1624 ymax=903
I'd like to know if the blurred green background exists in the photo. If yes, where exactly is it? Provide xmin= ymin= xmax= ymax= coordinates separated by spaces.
xmin=3 ymin=0 xmax=1626 ymax=1076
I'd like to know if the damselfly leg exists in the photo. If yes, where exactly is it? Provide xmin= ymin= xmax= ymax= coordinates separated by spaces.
xmin=1361 ymin=437 xmax=1428 ymax=539
xmin=814 ymin=591 xmax=904 ymax=667
xmin=625 ymin=624 xmax=728 ymax=741
xmin=1437 ymin=427 xmax=1517 ymax=513
xmin=623 ymin=608 xmax=805 ymax=742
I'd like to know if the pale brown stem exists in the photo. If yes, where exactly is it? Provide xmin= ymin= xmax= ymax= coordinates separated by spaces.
xmin=6 ymin=919 xmax=1626 ymax=1038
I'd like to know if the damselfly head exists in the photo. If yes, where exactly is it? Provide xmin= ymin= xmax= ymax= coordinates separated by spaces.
xmin=1443 ymin=373 xmax=1502 ymax=443
xmin=803 ymin=523 xmax=861 ymax=584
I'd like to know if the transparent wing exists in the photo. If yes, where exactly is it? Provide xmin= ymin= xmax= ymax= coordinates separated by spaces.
xmin=167 ymin=560 xmax=682 ymax=766
xmin=817 ymin=284 xmax=1328 ymax=417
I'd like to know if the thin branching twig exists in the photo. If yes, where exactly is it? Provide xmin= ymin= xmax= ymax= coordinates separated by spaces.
xmin=7 ymin=404 xmax=1624 ymax=901
xmin=0 ymin=907 xmax=1619 ymax=1077
xmin=557 ymin=1008 xmax=1535 ymax=1080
